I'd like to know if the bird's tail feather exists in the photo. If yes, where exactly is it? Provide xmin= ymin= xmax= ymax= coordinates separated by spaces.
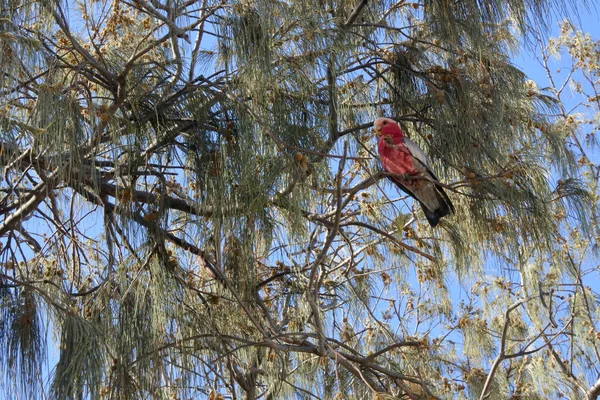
xmin=421 ymin=189 xmax=452 ymax=227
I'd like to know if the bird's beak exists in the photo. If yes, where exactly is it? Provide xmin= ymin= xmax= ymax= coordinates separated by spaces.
xmin=373 ymin=125 xmax=381 ymax=136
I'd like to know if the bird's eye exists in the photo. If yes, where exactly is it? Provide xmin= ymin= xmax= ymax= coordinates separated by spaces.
xmin=383 ymin=121 xmax=387 ymax=125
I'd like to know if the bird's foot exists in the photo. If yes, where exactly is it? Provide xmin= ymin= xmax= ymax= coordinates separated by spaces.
xmin=397 ymin=172 xmax=420 ymax=180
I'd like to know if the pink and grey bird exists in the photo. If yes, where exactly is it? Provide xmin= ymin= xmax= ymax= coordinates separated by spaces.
xmin=374 ymin=117 xmax=454 ymax=227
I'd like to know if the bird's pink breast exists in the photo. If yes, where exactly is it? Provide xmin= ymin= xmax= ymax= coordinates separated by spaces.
xmin=378 ymin=137 xmax=417 ymax=176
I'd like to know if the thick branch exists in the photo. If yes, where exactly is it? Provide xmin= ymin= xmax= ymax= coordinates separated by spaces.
xmin=587 ymin=378 xmax=600 ymax=400
xmin=0 ymin=171 xmax=60 ymax=237
xmin=344 ymin=0 xmax=368 ymax=27
xmin=97 ymin=181 xmax=217 ymax=217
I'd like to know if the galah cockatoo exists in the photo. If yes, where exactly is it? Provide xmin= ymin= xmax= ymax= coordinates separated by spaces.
xmin=374 ymin=117 xmax=454 ymax=227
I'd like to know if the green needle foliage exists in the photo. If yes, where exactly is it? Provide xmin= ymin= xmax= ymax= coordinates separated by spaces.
xmin=0 ymin=0 xmax=599 ymax=399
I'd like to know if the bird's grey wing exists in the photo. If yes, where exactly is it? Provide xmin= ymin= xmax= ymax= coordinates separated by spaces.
xmin=403 ymin=137 xmax=433 ymax=170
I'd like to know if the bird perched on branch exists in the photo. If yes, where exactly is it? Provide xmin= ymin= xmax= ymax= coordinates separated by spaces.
xmin=374 ymin=117 xmax=454 ymax=227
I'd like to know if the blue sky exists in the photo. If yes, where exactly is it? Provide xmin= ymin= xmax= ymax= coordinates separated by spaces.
xmin=514 ymin=11 xmax=600 ymax=99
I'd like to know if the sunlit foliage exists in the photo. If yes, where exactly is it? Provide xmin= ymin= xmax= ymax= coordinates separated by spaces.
xmin=0 ymin=0 xmax=599 ymax=398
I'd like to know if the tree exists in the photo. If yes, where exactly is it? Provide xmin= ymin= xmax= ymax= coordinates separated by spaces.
xmin=0 ymin=0 xmax=599 ymax=398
